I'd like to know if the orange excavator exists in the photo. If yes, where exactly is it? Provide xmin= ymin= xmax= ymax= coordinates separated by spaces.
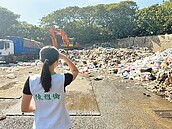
xmin=50 ymin=26 xmax=79 ymax=49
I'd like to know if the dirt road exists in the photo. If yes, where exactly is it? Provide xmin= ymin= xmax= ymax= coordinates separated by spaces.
xmin=0 ymin=65 xmax=172 ymax=129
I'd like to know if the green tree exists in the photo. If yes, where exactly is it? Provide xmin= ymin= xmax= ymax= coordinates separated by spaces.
xmin=162 ymin=1 xmax=172 ymax=34
xmin=8 ymin=22 xmax=50 ymax=45
xmin=134 ymin=1 xmax=172 ymax=36
xmin=0 ymin=7 xmax=19 ymax=38
xmin=105 ymin=1 xmax=138 ymax=39
xmin=40 ymin=1 xmax=138 ymax=45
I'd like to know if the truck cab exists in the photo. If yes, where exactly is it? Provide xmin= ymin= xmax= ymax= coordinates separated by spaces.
xmin=0 ymin=39 xmax=14 ymax=62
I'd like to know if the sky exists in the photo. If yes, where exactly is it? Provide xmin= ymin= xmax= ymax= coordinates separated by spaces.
xmin=0 ymin=0 xmax=164 ymax=25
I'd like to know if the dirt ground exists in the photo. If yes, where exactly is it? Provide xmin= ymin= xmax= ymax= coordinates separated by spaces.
xmin=0 ymin=64 xmax=172 ymax=129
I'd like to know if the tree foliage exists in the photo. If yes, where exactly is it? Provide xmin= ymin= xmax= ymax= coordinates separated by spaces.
xmin=0 ymin=7 xmax=19 ymax=38
xmin=0 ymin=0 xmax=172 ymax=46
xmin=9 ymin=22 xmax=50 ymax=45
xmin=0 ymin=7 xmax=50 ymax=45
xmin=40 ymin=1 xmax=138 ymax=45
xmin=134 ymin=1 xmax=172 ymax=36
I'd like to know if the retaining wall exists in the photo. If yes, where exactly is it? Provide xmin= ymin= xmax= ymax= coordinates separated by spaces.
xmin=113 ymin=34 xmax=172 ymax=52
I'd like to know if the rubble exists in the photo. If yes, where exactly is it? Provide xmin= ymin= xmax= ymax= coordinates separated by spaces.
xmin=6 ymin=74 xmax=17 ymax=79
xmin=0 ymin=114 xmax=6 ymax=120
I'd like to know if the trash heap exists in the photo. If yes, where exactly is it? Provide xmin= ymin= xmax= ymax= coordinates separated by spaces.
xmin=0 ymin=45 xmax=171 ymax=101
xmin=62 ymin=47 xmax=172 ymax=102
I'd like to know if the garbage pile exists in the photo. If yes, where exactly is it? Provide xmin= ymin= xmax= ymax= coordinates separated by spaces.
xmin=0 ymin=46 xmax=171 ymax=102
xmin=62 ymin=47 xmax=172 ymax=102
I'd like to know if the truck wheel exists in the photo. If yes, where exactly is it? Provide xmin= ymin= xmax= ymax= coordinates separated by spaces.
xmin=6 ymin=56 xmax=13 ymax=63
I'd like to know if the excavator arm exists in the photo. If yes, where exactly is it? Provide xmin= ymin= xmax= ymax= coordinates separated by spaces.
xmin=50 ymin=26 xmax=69 ymax=48
xmin=50 ymin=26 xmax=58 ymax=48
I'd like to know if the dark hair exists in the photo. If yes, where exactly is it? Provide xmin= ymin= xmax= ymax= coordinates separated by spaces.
xmin=40 ymin=46 xmax=59 ymax=92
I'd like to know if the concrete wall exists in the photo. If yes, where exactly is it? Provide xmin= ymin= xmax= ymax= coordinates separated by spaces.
xmin=113 ymin=34 xmax=172 ymax=52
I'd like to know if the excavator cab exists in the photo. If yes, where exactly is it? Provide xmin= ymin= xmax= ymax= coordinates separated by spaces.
xmin=68 ymin=38 xmax=76 ymax=47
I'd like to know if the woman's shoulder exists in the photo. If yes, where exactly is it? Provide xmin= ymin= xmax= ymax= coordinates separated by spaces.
xmin=51 ymin=73 xmax=65 ymax=81
xmin=29 ymin=74 xmax=41 ymax=81
xmin=52 ymin=73 xmax=64 ymax=77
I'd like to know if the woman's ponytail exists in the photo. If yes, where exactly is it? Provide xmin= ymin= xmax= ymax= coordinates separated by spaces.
xmin=40 ymin=59 xmax=51 ymax=92
xmin=39 ymin=46 xmax=59 ymax=92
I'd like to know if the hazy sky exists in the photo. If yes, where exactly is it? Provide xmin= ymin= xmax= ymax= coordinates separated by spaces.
xmin=0 ymin=0 xmax=163 ymax=25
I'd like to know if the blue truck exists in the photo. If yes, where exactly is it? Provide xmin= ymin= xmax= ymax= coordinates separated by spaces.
xmin=0 ymin=36 xmax=44 ymax=63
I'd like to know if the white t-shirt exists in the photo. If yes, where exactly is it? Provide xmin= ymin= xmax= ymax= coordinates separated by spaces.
xmin=29 ymin=74 xmax=71 ymax=129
